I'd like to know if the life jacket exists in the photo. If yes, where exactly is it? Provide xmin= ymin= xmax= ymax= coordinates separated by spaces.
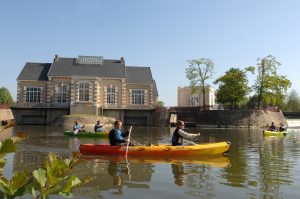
xmin=74 ymin=124 xmax=81 ymax=130
xmin=115 ymin=128 xmax=123 ymax=140
xmin=270 ymin=125 xmax=277 ymax=131
xmin=171 ymin=128 xmax=184 ymax=146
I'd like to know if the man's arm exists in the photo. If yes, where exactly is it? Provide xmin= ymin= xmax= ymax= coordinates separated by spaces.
xmin=178 ymin=129 xmax=200 ymax=138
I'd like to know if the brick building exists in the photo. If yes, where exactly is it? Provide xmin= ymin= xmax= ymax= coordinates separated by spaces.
xmin=13 ymin=55 xmax=158 ymax=124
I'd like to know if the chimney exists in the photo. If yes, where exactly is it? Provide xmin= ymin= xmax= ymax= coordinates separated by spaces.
xmin=120 ymin=57 xmax=125 ymax=64
xmin=54 ymin=54 xmax=59 ymax=62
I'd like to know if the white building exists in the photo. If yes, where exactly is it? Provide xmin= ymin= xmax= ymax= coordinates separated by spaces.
xmin=177 ymin=86 xmax=215 ymax=107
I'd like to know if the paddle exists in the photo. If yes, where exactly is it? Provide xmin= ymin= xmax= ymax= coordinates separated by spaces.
xmin=73 ymin=125 xmax=85 ymax=135
xmin=73 ymin=129 xmax=79 ymax=135
xmin=125 ymin=126 xmax=132 ymax=157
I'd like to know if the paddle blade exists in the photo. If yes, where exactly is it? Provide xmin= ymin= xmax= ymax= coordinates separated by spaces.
xmin=73 ymin=129 xmax=79 ymax=135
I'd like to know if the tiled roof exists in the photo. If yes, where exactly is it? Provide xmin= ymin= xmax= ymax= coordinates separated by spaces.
xmin=125 ymin=66 xmax=153 ymax=84
xmin=17 ymin=63 xmax=51 ymax=81
xmin=47 ymin=58 xmax=125 ymax=78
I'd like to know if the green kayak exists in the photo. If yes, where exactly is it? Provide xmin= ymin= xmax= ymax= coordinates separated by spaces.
xmin=64 ymin=131 xmax=109 ymax=138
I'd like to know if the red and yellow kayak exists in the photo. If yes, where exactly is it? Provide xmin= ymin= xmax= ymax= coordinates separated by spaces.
xmin=79 ymin=141 xmax=231 ymax=156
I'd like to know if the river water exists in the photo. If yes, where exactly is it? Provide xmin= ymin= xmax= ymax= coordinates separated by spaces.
xmin=1 ymin=125 xmax=300 ymax=199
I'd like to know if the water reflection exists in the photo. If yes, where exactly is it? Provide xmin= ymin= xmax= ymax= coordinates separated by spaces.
xmin=171 ymin=163 xmax=185 ymax=186
xmin=2 ymin=125 xmax=300 ymax=198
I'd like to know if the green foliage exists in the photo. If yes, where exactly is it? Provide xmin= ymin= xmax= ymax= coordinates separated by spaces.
xmin=155 ymin=100 xmax=165 ymax=107
xmin=214 ymin=67 xmax=251 ymax=109
xmin=31 ymin=152 xmax=87 ymax=198
xmin=0 ymin=171 xmax=32 ymax=199
xmin=284 ymin=89 xmax=300 ymax=111
xmin=0 ymin=137 xmax=89 ymax=199
xmin=0 ymin=87 xmax=14 ymax=105
xmin=186 ymin=58 xmax=214 ymax=107
xmin=0 ymin=137 xmax=23 ymax=154
xmin=253 ymin=55 xmax=291 ymax=108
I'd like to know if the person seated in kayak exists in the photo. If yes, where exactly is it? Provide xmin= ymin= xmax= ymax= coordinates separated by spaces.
xmin=94 ymin=120 xmax=105 ymax=132
xmin=269 ymin=122 xmax=278 ymax=131
xmin=279 ymin=123 xmax=287 ymax=132
xmin=171 ymin=120 xmax=201 ymax=146
xmin=109 ymin=120 xmax=132 ymax=146
xmin=73 ymin=121 xmax=85 ymax=132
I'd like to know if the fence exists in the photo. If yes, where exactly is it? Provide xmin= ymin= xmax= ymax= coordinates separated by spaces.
xmin=0 ymin=104 xmax=10 ymax=109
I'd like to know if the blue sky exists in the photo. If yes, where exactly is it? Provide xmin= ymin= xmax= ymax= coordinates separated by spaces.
xmin=0 ymin=0 xmax=299 ymax=106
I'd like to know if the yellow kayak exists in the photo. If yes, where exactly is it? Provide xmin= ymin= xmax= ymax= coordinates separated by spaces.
xmin=80 ymin=141 xmax=231 ymax=156
xmin=263 ymin=130 xmax=290 ymax=136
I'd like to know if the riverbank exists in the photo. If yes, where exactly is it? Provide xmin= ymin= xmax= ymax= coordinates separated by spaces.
xmin=52 ymin=114 xmax=116 ymax=131
xmin=0 ymin=108 xmax=15 ymax=133
xmin=173 ymin=109 xmax=288 ymax=128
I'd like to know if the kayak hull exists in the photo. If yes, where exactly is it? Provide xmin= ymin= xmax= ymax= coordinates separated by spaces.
xmin=64 ymin=131 xmax=109 ymax=138
xmin=79 ymin=141 xmax=231 ymax=156
xmin=263 ymin=130 xmax=290 ymax=136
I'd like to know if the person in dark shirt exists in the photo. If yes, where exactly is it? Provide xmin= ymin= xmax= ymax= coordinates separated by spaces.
xmin=269 ymin=122 xmax=278 ymax=131
xmin=171 ymin=120 xmax=200 ymax=146
xmin=279 ymin=123 xmax=287 ymax=132
xmin=109 ymin=120 xmax=132 ymax=146
xmin=94 ymin=120 xmax=105 ymax=132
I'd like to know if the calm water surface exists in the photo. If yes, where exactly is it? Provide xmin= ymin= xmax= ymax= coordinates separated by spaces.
xmin=1 ymin=125 xmax=300 ymax=199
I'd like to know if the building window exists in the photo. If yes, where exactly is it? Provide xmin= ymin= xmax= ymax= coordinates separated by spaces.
xmin=79 ymin=83 xmax=89 ymax=102
xmin=106 ymin=87 xmax=116 ymax=104
xmin=190 ymin=95 xmax=199 ymax=106
xmin=26 ymin=87 xmax=41 ymax=103
xmin=57 ymin=85 xmax=68 ymax=103
xmin=131 ymin=90 xmax=145 ymax=105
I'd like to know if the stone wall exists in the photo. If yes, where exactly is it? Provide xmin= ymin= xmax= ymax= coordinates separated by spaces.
xmin=0 ymin=109 xmax=14 ymax=121
xmin=173 ymin=109 xmax=287 ymax=128
xmin=52 ymin=115 xmax=115 ymax=130
xmin=11 ymin=107 xmax=69 ymax=125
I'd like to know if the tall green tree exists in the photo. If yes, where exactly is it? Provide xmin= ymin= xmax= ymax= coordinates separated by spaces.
xmin=185 ymin=58 xmax=214 ymax=108
xmin=0 ymin=87 xmax=14 ymax=105
xmin=253 ymin=55 xmax=291 ymax=108
xmin=214 ymin=67 xmax=254 ymax=109
xmin=284 ymin=89 xmax=300 ymax=111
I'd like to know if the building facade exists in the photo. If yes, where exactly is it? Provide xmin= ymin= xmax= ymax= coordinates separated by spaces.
xmin=13 ymin=55 xmax=158 ymax=124
xmin=177 ymin=86 xmax=215 ymax=107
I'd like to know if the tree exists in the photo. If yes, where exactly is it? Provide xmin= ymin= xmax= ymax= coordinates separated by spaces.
xmin=0 ymin=87 xmax=14 ymax=105
xmin=155 ymin=100 xmax=165 ymax=108
xmin=214 ymin=67 xmax=254 ymax=109
xmin=253 ymin=55 xmax=291 ymax=108
xmin=284 ymin=89 xmax=300 ymax=111
xmin=185 ymin=58 xmax=214 ymax=109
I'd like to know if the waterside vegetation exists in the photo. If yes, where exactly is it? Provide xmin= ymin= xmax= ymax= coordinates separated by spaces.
xmin=0 ymin=137 xmax=90 ymax=199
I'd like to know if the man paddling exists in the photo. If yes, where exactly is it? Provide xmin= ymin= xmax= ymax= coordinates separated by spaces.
xmin=171 ymin=120 xmax=200 ymax=146
xmin=269 ymin=122 xmax=278 ymax=132
xmin=109 ymin=120 xmax=132 ymax=146
xmin=73 ymin=121 xmax=85 ymax=134
xmin=94 ymin=120 xmax=105 ymax=132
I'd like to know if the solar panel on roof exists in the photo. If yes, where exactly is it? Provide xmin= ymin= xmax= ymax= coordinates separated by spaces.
xmin=76 ymin=56 xmax=103 ymax=65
